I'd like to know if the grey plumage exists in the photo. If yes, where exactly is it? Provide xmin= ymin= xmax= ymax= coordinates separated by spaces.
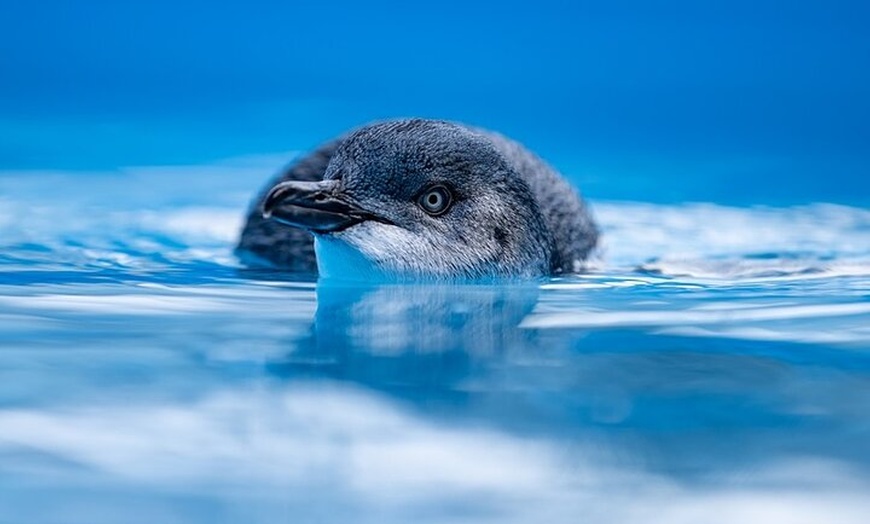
xmin=237 ymin=119 xmax=598 ymax=279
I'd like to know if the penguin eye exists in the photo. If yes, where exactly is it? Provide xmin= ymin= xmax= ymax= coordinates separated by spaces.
xmin=418 ymin=185 xmax=452 ymax=216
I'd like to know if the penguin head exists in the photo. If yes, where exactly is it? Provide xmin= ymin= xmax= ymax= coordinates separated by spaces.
xmin=263 ymin=119 xmax=553 ymax=281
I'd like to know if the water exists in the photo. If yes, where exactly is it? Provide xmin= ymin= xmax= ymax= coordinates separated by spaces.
xmin=2 ymin=156 xmax=869 ymax=523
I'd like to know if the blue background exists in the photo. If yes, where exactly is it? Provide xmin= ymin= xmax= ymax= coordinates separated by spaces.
xmin=2 ymin=0 xmax=868 ymax=205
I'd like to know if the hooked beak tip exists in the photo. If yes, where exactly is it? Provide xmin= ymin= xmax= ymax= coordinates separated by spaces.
xmin=261 ymin=183 xmax=292 ymax=219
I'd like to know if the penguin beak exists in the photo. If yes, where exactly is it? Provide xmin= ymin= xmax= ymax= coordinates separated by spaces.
xmin=261 ymin=180 xmax=377 ymax=233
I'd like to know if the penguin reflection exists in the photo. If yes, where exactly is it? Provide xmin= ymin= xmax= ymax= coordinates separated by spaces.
xmin=270 ymin=282 xmax=542 ymax=391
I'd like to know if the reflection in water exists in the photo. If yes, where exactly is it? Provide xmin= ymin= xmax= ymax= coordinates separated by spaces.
xmin=270 ymin=283 xmax=542 ymax=391
xmin=316 ymin=282 xmax=539 ymax=356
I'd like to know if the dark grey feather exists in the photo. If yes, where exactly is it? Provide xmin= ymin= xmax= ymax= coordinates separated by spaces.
xmin=473 ymin=128 xmax=599 ymax=273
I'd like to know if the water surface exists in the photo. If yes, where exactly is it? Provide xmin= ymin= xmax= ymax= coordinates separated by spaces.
xmin=1 ymin=160 xmax=869 ymax=523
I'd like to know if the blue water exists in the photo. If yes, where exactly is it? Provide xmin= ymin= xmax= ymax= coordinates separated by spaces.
xmin=3 ymin=1 xmax=870 ymax=522
xmin=1 ymin=158 xmax=869 ymax=523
